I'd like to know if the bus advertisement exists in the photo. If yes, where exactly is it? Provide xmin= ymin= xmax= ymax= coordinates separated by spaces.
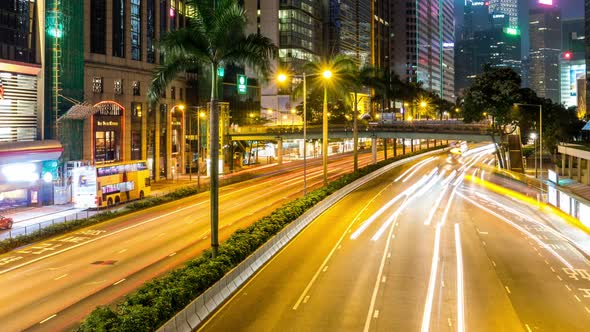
xmin=72 ymin=160 xmax=151 ymax=208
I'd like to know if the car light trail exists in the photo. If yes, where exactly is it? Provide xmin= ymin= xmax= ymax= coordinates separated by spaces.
xmin=424 ymin=186 xmax=449 ymax=225
xmin=442 ymin=170 xmax=457 ymax=186
xmin=458 ymin=192 xmax=574 ymax=269
xmin=421 ymin=188 xmax=457 ymax=332
xmin=455 ymin=223 xmax=465 ymax=332
xmin=394 ymin=157 xmax=436 ymax=182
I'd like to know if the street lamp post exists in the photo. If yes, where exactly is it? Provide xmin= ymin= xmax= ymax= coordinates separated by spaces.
xmin=514 ymin=103 xmax=543 ymax=185
xmin=530 ymin=132 xmax=538 ymax=178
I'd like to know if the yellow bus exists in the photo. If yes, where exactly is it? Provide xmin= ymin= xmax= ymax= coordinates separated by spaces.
xmin=72 ymin=160 xmax=151 ymax=208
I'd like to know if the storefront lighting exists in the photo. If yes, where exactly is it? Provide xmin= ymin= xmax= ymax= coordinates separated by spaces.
xmin=42 ymin=172 xmax=53 ymax=183
xmin=1 ymin=163 xmax=39 ymax=182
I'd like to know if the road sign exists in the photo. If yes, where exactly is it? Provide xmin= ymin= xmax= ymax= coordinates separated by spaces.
xmin=237 ymin=75 xmax=247 ymax=94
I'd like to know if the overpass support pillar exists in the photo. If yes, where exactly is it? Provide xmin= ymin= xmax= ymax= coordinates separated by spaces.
xmin=393 ymin=139 xmax=397 ymax=157
xmin=426 ymin=139 xmax=430 ymax=149
xmin=372 ymin=137 xmax=377 ymax=164
xmin=402 ymin=139 xmax=406 ymax=155
xmin=411 ymin=139 xmax=414 ymax=153
xmin=277 ymin=138 xmax=283 ymax=165
xmin=561 ymin=153 xmax=565 ymax=175
xmin=587 ymin=159 xmax=590 ymax=185
xmin=578 ymin=157 xmax=582 ymax=181
xmin=384 ymin=138 xmax=388 ymax=160
xmin=568 ymin=155 xmax=573 ymax=178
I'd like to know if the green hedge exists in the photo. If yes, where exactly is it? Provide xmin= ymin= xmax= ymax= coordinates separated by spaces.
xmin=77 ymin=146 xmax=446 ymax=332
xmin=0 ymin=174 xmax=254 ymax=255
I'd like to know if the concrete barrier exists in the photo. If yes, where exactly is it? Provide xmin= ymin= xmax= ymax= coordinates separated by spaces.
xmin=157 ymin=148 xmax=446 ymax=331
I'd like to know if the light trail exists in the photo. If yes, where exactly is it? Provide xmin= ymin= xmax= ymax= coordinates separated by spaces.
xmin=458 ymin=192 xmax=574 ymax=269
xmin=424 ymin=186 xmax=449 ymax=226
xmin=455 ymin=223 xmax=465 ymax=332
xmin=396 ymin=157 xmax=437 ymax=183
xmin=394 ymin=157 xmax=435 ymax=182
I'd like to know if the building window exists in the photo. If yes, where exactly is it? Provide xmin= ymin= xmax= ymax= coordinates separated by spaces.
xmin=147 ymin=0 xmax=156 ymax=63
xmin=93 ymin=77 xmax=103 ymax=93
xmin=90 ymin=0 xmax=106 ymax=54
xmin=179 ymin=87 xmax=183 ymax=100
xmin=95 ymin=130 xmax=117 ymax=161
xmin=113 ymin=0 xmax=125 ymax=57
xmin=114 ymin=79 xmax=123 ymax=95
xmin=171 ymin=86 xmax=176 ymax=100
xmin=133 ymin=81 xmax=141 ymax=96
xmin=131 ymin=0 xmax=142 ymax=60
xmin=160 ymin=0 xmax=167 ymax=63
xmin=169 ymin=0 xmax=177 ymax=31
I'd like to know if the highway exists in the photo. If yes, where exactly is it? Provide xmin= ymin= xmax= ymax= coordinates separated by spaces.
xmin=0 ymin=145 xmax=418 ymax=331
xmin=200 ymin=146 xmax=590 ymax=332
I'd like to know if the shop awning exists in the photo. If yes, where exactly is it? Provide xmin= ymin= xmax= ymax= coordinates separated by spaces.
xmin=582 ymin=121 xmax=590 ymax=131
xmin=0 ymin=140 xmax=63 ymax=165
xmin=58 ymin=103 xmax=95 ymax=120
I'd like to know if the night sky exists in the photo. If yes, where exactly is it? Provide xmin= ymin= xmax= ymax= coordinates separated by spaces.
xmin=454 ymin=0 xmax=584 ymax=55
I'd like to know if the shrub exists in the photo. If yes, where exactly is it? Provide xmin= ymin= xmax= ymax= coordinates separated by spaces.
xmin=77 ymin=145 xmax=445 ymax=331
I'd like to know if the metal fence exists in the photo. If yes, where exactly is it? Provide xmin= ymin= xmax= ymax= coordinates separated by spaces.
xmin=157 ymin=148 xmax=446 ymax=332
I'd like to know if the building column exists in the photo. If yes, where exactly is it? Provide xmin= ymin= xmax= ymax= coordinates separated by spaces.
xmin=411 ymin=139 xmax=414 ymax=153
xmin=426 ymin=139 xmax=430 ymax=149
xmin=561 ymin=153 xmax=566 ymax=175
xmin=154 ymin=107 xmax=161 ymax=181
xmin=402 ymin=139 xmax=406 ymax=155
xmin=372 ymin=137 xmax=377 ymax=164
xmin=277 ymin=137 xmax=283 ymax=165
xmin=568 ymin=155 xmax=573 ymax=178
xmin=141 ymin=105 xmax=147 ymax=160
xmin=180 ymin=113 xmax=186 ymax=174
xmin=578 ymin=157 xmax=582 ymax=183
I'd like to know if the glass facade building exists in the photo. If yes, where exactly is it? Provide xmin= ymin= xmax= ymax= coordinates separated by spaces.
xmin=489 ymin=0 xmax=518 ymax=27
xmin=327 ymin=0 xmax=372 ymax=67
xmin=278 ymin=0 xmax=322 ymax=72
xmin=529 ymin=5 xmax=561 ymax=102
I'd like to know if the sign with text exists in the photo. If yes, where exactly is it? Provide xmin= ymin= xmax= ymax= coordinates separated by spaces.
xmin=237 ymin=75 xmax=247 ymax=95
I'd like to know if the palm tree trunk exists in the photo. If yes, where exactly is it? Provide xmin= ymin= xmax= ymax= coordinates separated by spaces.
xmin=353 ymin=91 xmax=359 ymax=172
xmin=210 ymin=63 xmax=219 ymax=257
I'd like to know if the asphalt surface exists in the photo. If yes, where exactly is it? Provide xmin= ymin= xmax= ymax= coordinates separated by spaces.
xmin=200 ymin=147 xmax=590 ymax=332
xmin=0 ymin=145 xmax=418 ymax=331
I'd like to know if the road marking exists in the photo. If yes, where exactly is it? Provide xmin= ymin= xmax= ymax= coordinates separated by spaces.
xmin=363 ymin=191 xmax=401 ymax=332
xmin=391 ymin=234 xmax=395 ymax=239
xmin=448 ymin=318 xmax=453 ymax=327
xmin=557 ymin=275 xmax=563 ymax=281
xmin=545 ymin=260 xmax=549 ymax=265
xmin=118 ymin=249 xmax=127 ymax=254
xmin=337 ymin=245 xmax=342 ymax=250
xmin=492 ymin=260 xmax=497 ymax=267
xmin=550 ymin=267 xmax=556 ymax=272
xmin=303 ymin=295 xmax=310 ymax=304
xmin=169 ymin=252 xmax=176 ymax=257
xmin=54 ymin=274 xmax=68 ymax=281
xmin=482 ymin=241 xmax=486 ymax=247
xmin=381 ymin=276 xmax=386 ymax=283
xmin=373 ymin=310 xmax=379 ymax=318
xmin=387 ymin=252 xmax=391 ymax=258
xmin=479 ymin=231 xmax=488 ymax=235
xmin=525 ymin=324 xmax=532 ymax=332
xmin=505 ymin=286 xmax=511 ymax=294
xmin=585 ymin=307 xmax=590 ymax=314
xmin=113 ymin=278 xmax=126 ymax=286
xmin=39 ymin=314 xmax=57 ymax=324
xmin=442 ymin=280 xmax=445 ymax=287
xmin=455 ymin=224 xmax=466 ymax=332
xmin=566 ymin=285 xmax=572 ymax=291
xmin=84 ymin=280 xmax=106 ymax=286
xmin=574 ymin=295 xmax=581 ymax=302
xmin=322 ymin=266 xmax=328 ymax=272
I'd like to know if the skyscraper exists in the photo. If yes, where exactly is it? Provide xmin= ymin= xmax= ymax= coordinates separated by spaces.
xmin=560 ymin=18 xmax=585 ymax=108
xmin=326 ymin=0 xmax=372 ymax=67
xmin=488 ymin=0 xmax=518 ymax=27
xmin=529 ymin=4 xmax=561 ymax=102
xmin=392 ymin=0 xmax=455 ymax=101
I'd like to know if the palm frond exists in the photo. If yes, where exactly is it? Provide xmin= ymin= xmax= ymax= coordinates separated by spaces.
xmin=147 ymin=56 xmax=200 ymax=104
xmin=223 ymin=33 xmax=278 ymax=81
xmin=160 ymin=28 xmax=211 ymax=63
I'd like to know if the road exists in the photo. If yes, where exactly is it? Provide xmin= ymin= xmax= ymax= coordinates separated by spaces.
xmin=200 ymin=146 xmax=590 ymax=332
xmin=0 ymin=143 xmax=427 ymax=331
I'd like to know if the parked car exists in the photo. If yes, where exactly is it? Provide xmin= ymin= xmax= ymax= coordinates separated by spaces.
xmin=0 ymin=215 xmax=13 ymax=230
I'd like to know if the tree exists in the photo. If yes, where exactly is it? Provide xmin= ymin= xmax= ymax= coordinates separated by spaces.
xmin=148 ymin=0 xmax=277 ymax=257
xmin=463 ymin=66 xmax=521 ymax=132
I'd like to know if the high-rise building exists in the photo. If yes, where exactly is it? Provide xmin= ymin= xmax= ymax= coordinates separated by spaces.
xmin=488 ymin=0 xmax=518 ymax=27
xmin=585 ymin=0 xmax=590 ymax=114
xmin=454 ymin=1 xmax=520 ymax=95
xmin=393 ymin=0 xmax=455 ymax=101
xmin=529 ymin=4 xmax=561 ymax=102
xmin=560 ymin=18 xmax=585 ymax=108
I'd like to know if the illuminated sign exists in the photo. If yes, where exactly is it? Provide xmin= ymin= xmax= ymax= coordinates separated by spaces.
xmin=563 ymin=51 xmax=572 ymax=60
xmin=548 ymin=170 xmax=558 ymax=183
xmin=442 ymin=42 xmax=454 ymax=48
xmin=217 ymin=67 xmax=225 ymax=77
xmin=237 ymin=74 xmax=247 ymax=95
xmin=538 ymin=0 xmax=553 ymax=5
xmin=0 ymin=78 xmax=4 ymax=99
xmin=493 ymin=14 xmax=505 ymax=18
xmin=503 ymin=27 xmax=520 ymax=36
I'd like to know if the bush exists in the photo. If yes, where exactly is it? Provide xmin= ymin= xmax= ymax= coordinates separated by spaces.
xmin=77 ymin=145 xmax=446 ymax=331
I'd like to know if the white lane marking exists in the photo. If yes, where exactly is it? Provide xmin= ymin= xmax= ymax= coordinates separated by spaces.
xmin=362 ymin=198 xmax=399 ymax=332
xmin=557 ymin=275 xmax=563 ymax=281
xmin=387 ymin=252 xmax=391 ymax=258
xmin=455 ymin=224 xmax=465 ymax=332
xmin=482 ymin=241 xmax=487 ymax=247
xmin=585 ymin=307 xmax=590 ymax=314
xmin=441 ymin=280 xmax=445 ymax=288
xmin=492 ymin=260 xmax=497 ymax=267
xmin=545 ymin=260 xmax=549 ymax=265
xmin=505 ymin=286 xmax=511 ymax=294
xmin=322 ymin=266 xmax=328 ymax=272
xmin=39 ymin=314 xmax=57 ymax=324
xmin=0 ymin=200 xmax=208 ymax=276
xmin=575 ymin=295 xmax=581 ymax=302
xmin=550 ymin=267 xmax=556 ymax=272
xmin=566 ymin=285 xmax=572 ymax=291
xmin=381 ymin=276 xmax=386 ymax=283
xmin=293 ymin=190 xmax=383 ymax=311
xmin=54 ymin=274 xmax=68 ymax=281
xmin=448 ymin=318 xmax=453 ymax=327
xmin=525 ymin=324 xmax=532 ymax=332
xmin=113 ymin=278 xmax=126 ymax=286
xmin=118 ymin=249 xmax=127 ymax=254
xmin=303 ymin=295 xmax=310 ymax=304
xmin=458 ymin=193 xmax=574 ymax=269
xmin=169 ymin=252 xmax=177 ymax=257
xmin=421 ymin=189 xmax=456 ymax=332
xmin=373 ymin=310 xmax=380 ymax=318
xmin=479 ymin=231 xmax=488 ymax=235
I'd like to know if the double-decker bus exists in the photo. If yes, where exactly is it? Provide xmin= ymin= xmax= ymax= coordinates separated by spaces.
xmin=72 ymin=160 xmax=151 ymax=208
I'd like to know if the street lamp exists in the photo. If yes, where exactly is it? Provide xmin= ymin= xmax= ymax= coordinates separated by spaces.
xmin=530 ymin=132 xmax=538 ymax=178
xmin=321 ymin=69 xmax=332 ymax=185
xmin=515 ymin=103 xmax=543 ymax=186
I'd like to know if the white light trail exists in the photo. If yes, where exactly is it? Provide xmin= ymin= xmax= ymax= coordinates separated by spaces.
xmin=394 ymin=157 xmax=435 ymax=182
xmin=458 ymin=192 xmax=574 ymax=269
xmin=455 ymin=223 xmax=465 ymax=332
xmin=424 ymin=186 xmax=449 ymax=225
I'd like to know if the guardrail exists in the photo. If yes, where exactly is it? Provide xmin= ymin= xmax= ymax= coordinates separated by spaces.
xmin=157 ymin=148 xmax=447 ymax=332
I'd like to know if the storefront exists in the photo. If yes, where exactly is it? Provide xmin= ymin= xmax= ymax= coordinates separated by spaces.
xmin=0 ymin=67 xmax=41 ymax=142
xmin=0 ymin=140 xmax=62 ymax=208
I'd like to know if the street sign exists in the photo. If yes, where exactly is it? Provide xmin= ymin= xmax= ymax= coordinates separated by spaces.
xmin=217 ymin=67 xmax=225 ymax=77
xmin=237 ymin=75 xmax=247 ymax=95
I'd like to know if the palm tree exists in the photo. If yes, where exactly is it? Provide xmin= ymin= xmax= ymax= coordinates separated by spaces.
xmin=148 ymin=0 xmax=277 ymax=257
xmin=296 ymin=54 xmax=356 ymax=184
